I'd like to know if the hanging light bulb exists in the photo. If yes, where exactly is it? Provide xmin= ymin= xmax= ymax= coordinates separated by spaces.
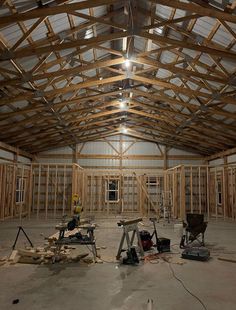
xmin=125 ymin=59 xmax=130 ymax=68
xmin=119 ymin=101 xmax=126 ymax=109
xmin=120 ymin=126 xmax=128 ymax=134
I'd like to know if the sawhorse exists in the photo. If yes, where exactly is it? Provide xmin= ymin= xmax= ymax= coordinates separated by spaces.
xmin=116 ymin=218 xmax=144 ymax=260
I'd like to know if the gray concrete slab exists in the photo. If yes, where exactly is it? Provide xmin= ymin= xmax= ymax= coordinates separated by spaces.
xmin=0 ymin=217 xmax=236 ymax=310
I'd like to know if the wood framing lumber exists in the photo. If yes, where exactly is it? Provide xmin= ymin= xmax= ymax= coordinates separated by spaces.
xmin=206 ymin=147 xmax=236 ymax=161
xmin=0 ymin=0 xmax=123 ymax=26
xmin=150 ymin=0 xmax=236 ymax=23
xmin=0 ymin=57 xmax=125 ymax=86
xmin=0 ymin=141 xmax=33 ymax=159
xmin=0 ymin=32 xmax=127 ymax=60
xmin=140 ymin=31 xmax=236 ymax=60
xmin=218 ymin=257 xmax=236 ymax=263
xmin=0 ymin=75 xmax=126 ymax=105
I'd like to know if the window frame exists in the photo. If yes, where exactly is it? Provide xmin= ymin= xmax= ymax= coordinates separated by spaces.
xmin=105 ymin=178 xmax=120 ymax=203
xmin=16 ymin=176 xmax=26 ymax=204
xmin=217 ymin=179 xmax=222 ymax=205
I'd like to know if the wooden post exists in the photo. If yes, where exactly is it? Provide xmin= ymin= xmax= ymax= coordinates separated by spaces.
xmin=54 ymin=165 xmax=58 ymax=219
xmin=71 ymin=164 xmax=76 ymax=215
xmin=11 ymin=164 xmax=17 ymax=218
xmin=82 ymin=171 xmax=86 ymax=211
xmin=207 ymin=166 xmax=210 ymax=220
xmin=45 ymin=165 xmax=49 ymax=219
xmin=107 ymin=174 xmax=109 ymax=215
xmin=139 ymin=176 xmax=143 ymax=215
xmin=163 ymin=146 xmax=168 ymax=170
xmin=232 ymin=168 xmax=236 ymax=220
xmin=223 ymin=157 xmax=228 ymax=220
xmin=1 ymin=165 xmax=6 ymax=220
xmin=0 ymin=165 xmax=3 ymax=220
xmin=28 ymin=165 xmax=33 ymax=219
xmin=147 ymin=176 xmax=150 ymax=216
xmin=215 ymin=167 xmax=217 ymax=220
xmin=180 ymin=166 xmax=186 ymax=220
xmin=223 ymin=166 xmax=226 ymax=220
xmin=230 ymin=168 xmax=233 ymax=220
xmin=190 ymin=166 xmax=193 ymax=213
xmin=199 ymin=166 xmax=201 ymax=214
xmin=37 ymin=164 xmax=41 ymax=219
xmin=62 ymin=165 xmax=66 ymax=216
xmin=132 ymin=174 xmax=134 ymax=212
xmin=98 ymin=175 xmax=102 ymax=212
xmin=73 ymin=145 xmax=78 ymax=164
xmin=19 ymin=165 xmax=24 ymax=222
xmin=172 ymin=171 xmax=175 ymax=218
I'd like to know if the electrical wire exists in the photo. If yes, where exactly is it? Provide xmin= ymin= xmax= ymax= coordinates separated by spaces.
xmin=88 ymin=244 xmax=207 ymax=310
xmin=168 ymin=262 xmax=208 ymax=310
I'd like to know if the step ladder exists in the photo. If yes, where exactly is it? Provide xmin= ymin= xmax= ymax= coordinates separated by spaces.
xmin=161 ymin=190 xmax=172 ymax=222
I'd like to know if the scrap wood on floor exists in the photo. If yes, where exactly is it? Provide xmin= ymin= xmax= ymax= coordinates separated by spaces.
xmin=4 ymin=246 xmax=91 ymax=266
xmin=218 ymin=257 xmax=236 ymax=263
xmin=1 ymin=231 xmax=99 ymax=266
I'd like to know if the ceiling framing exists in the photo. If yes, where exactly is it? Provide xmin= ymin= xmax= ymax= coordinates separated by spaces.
xmin=0 ymin=0 xmax=236 ymax=156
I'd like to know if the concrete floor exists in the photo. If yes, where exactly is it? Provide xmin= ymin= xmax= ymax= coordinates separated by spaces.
xmin=0 ymin=216 xmax=236 ymax=310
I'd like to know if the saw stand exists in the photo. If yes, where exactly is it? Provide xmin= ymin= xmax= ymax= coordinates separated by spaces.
xmin=12 ymin=226 xmax=33 ymax=250
xmin=116 ymin=218 xmax=144 ymax=261
xmin=55 ymin=218 xmax=97 ymax=261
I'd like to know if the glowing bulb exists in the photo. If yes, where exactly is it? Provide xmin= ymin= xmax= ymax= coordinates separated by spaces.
xmin=119 ymin=101 xmax=126 ymax=109
xmin=125 ymin=59 xmax=130 ymax=68
xmin=120 ymin=126 xmax=128 ymax=134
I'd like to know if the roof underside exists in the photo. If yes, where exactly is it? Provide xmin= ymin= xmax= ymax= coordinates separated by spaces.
xmin=0 ymin=0 xmax=236 ymax=156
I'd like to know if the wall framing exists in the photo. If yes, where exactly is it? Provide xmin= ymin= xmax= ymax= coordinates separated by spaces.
xmin=0 ymin=163 xmax=236 ymax=222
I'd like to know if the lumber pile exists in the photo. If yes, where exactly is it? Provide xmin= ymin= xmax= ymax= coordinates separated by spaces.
xmin=0 ymin=219 xmax=99 ymax=267
xmin=5 ymin=246 xmax=90 ymax=265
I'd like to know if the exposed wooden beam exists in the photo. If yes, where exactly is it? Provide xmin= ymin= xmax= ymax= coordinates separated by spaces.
xmin=0 ymin=57 xmax=125 ymax=87
xmin=140 ymin=31 xmax=236 ymax=60
xmin=150 ymin=0 xmax=236 ymax=23
xmin=131 ymin=74 xmax=236 ymax=106
xmin=0 ymin=75 xmax=126 ymax=105
xmin=0 ymin=141 xmax=34 ymax=159
xmin=206 ymin=147 xmax=236 ymax=161
xmin=0 ymin=0 xmax=123 ymax=26
xmin=0 ymin=32 xmax=127 ymax=60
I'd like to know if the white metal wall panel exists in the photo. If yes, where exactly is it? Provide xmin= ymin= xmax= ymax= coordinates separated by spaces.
xmin=209 ymin=158 xmax=224 ymax=166
xmin=168 ymin=148 xmax=198 ymax=156
xmin=168 ymin=159 xmax=204 ymax=167
xmin=122 ymin=159 xmax=164 ymax=168
xmin=39 ymin=146 xmax=72 ymax=155
xmin=36 ymin=139 xmax=203 ymax=169
xmin=124 ymin=142 xmax=162 ymax=155
xmin=37 ymin=158 xmax=73 ymax=164
xmin=18 ymin=156 xmax=31 ymax=164
xmin=228 ymin=154 xmax=236 ymax=164
xmin=78 ymin=158 xmax=120 ymax=167
xmin=0 ymin=149 xmax=14 ymax=162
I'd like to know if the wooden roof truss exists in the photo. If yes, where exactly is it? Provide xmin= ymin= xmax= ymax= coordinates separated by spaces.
xmin=0 ymin=0 xmax=236 ymax=155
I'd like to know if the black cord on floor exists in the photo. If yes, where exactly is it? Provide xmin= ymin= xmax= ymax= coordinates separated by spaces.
xmin=168 ymin=262 xmax=208 ymax=310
